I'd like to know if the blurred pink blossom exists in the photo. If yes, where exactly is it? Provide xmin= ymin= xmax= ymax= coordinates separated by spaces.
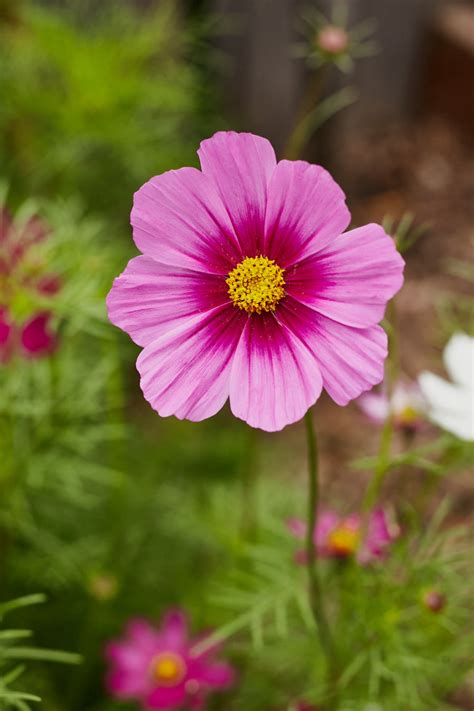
xmin=0 ymin=206 xmax=59 ymax=361
xmin=357 ymin=380 xmax=426 ymax=432
xmin=288 ymin=509 xmax=399 ymax=565
xmin=105 ymin=610 xmax=235 ymax=710
xmin=317 ymin=25 xmax=349 ymax=54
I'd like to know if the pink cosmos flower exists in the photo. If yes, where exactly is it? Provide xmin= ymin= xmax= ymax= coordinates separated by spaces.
xmin=0 ymin=206 xmax=59 ymax=361
xmin=357 ymin=379 xmax=426 ymax=432
xmin=105 ymin=611 xmax=235 ymax=710
xmin=288 ymin=508 xmax=399 ymax=564
xmin=107 ymin=131 xmax=404 ymax=432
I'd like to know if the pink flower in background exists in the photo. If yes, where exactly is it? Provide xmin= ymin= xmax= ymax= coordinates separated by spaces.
xmin=107 ymin=131 xmax=404 ymax=431
xmin=20 ymin=312 xmax=56 ymax=357
xmin=0 ymin=205 xmax=59 ymax=362
xmin=288 ymin=508 xmax=399 ymax=564
xmin=317 ymin=25 xmax=349 ymax=54
xmin=357 ymin=380 xmax=426 ymax=432
xmin=105 ymin=611 xmax=235 ymax=710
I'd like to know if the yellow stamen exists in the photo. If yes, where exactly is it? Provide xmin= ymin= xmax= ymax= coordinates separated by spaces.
xmin=226 ymin=256 xmax=286 ymax=314
xmin=328 ymin=524 xmax=360 ymax=556
xmin=398 ymin=406 xmax=418 ymax=424
xmin=151 ymin=652 xmax=186 ymax=687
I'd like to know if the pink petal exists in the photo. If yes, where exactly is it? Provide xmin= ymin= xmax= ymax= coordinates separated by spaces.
xmin=145 ymin=684 xmax=187 ymax=710
xmin=315 ymin=511 xmax=341 ymax=547
xmin=357 ymin=390 xmax=390 ymax=424
xmin=263 ymin=160 xmax=350 ymax=267
xmin=358 ymin=509 xmax=398 ymax=563
xmin=229 ymin=313 xmax=323 ymax=431
xmin=107 ymin=256 xmax=229 ymax=347
xmin=279 ymin=298 xmax=387 ymax=406
xmin=286 ymin=224 xmax=405 ymax=327
xmin=190 ymin=661 xmax=235 ymax=689
xmin=137 ymin=305 xmax=245 ymax=422
xmin=126 ymin=618 xmax=161 ymax=651
xmin=131 ymin=167 xmax=241 ymax=274
xmin=105 ymin=640 xmax=151 ymax=669
xmin=20 ymin=313 xmax=56 ymax=358
xmin=158 ymin=610 xmax=189 ymax=650
xmin=106 ymin=669 xmax=149 ymax=699
xmin=198 ymin=131 xmax=277 ymax=256
xmin=368 ymin=509 xmax=395 ymax=546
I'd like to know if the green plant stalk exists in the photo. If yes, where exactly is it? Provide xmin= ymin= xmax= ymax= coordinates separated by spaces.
xmin=361 ymin=300 xmax=398 ymax=514
xmin=284 ymin=67 xmax=327 ymax=160
xmin=304 ymin=409 xmax=338 ymax=701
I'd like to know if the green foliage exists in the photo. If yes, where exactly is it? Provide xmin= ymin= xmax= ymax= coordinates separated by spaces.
xmin=0 ymin=4 xmax=472 ymax=709
xmin=0 ymin=594 xmax=80 ymax=710
xmin=203 ymin=495 xmax=473 ymax=710
xmin=0 ymin=1 xmax=216 ymax=219
xmin=0 ymin=193 xmax=128 ymax=593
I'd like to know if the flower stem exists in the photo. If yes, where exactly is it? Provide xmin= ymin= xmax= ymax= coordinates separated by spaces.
xmin=304 ymin=409 xmax=338 ymax=699
xmin=362 ymin=301 xmax=398 ymax=514
xmin=284 ymin=68 xmax=327 ymax=160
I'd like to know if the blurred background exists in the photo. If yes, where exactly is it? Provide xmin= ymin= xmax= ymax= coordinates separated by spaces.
xmin=0 ymin=0 xmax=473 ymax=709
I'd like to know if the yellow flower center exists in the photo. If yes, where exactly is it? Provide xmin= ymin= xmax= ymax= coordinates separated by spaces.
xmin=151 ymin=652 xmax=187 ymax=687
xmin=226 ymin=256 xmax=285 ymax=314
xmin=398 ymin=406 xmax=418 ymax=424
xmin=328 ymin=523 xmax=360 ymax=556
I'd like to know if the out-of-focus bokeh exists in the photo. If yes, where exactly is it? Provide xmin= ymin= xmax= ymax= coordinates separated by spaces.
xmin=0 ymin=1 xmax=473 ymax=709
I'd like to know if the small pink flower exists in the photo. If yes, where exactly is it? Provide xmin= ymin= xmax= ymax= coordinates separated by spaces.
xmin=105 ymin=611 xmax=235 ymax=710
xmin=20 ymin=312 xmax=56 ymax=357
xmin=288 ymin=508 xmax=398 ymax=564
xmin=107 ymin=131 xmax=404 ymax=431
xmin=317 ymin=25 xmax=349 ymax=54
xmin=357 ymin=380 xmax=426 ymax=432
xmin=0 ymin=203 xmax=60 ymax=362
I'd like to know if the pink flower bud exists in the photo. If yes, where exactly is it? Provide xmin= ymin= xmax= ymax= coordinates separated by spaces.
xmin=423 ymin=590 xmax=446 ymax=613
xmin=317 ymin=25 xmax=349 ymax=54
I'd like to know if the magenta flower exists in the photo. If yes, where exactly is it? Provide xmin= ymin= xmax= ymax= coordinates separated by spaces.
xmin=0 ymin=206 xmax=59 ymax=361
xmin=105 ymin=611 xmax=235 ymax=710
xmin=288 ymin=508 xmax=399 ymax=564
xmin=357 ymin=379 xmax=426 ymax=432
xmin=107 ymin=132 xmax=404 ymax=431
xmin=20 ymin=312 xmax=56 ymax=358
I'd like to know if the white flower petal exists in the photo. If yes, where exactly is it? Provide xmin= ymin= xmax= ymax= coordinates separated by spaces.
xmin=443 ymin=333 xmax=474 ymax=389
xmin=418 ymin=372 xmax=474 ymax=441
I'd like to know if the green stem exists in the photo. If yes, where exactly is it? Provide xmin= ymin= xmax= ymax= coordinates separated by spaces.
xmin=284 ymin=68 xmax=327 ymax=160
xmin=361 ymin=413 xmax=393 ymax=514
xmin=361 ymin=300 xmax=398 ymax=514
xmin=304 ymin=410 xmax=338 ymax=700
